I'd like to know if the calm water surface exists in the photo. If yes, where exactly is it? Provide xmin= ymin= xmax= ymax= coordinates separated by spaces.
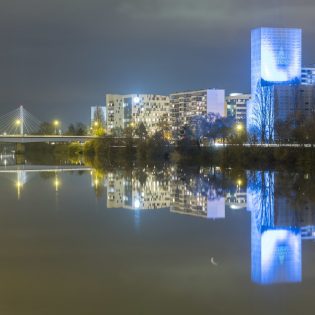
xmin=0 ymin=156 xmax=314 ymax=314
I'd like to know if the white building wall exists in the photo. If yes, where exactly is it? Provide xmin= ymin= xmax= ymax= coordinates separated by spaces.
xmin=207 ymin=89 xmax=225 ymax=116
xmin=105 ymin=94 xmax=170 ymax=135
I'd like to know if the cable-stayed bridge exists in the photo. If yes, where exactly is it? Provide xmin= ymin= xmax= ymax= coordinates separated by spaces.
xmin=0 ymin=106 xmax=98 ymax=143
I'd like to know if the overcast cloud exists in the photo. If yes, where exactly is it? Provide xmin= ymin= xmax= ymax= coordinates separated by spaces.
xmin=0 ymin=0 xmax=314 ymax=124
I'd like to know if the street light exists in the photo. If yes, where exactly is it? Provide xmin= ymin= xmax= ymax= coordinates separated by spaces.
xmin=236 ymin=123 xmax=244 ymax=132
xmin=53 ymin=120 xmax=60 ymax=135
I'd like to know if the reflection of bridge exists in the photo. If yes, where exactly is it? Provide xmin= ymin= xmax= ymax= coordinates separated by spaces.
xmin=0 ymin=165 xmax=93 ymax=199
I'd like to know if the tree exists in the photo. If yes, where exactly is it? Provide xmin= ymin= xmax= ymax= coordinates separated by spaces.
xmin=111 ymin=127 xmax=123 ymax=137
xmin=249 ymin=80 xmax=275 ymax=143
xmin=135 ymin=122 xmax=148 ymax=140
xmin=146 ymin=131 xmax=170 ymax=159
xmin=92 ymin=106 xmax=106 ymax=128
xmin=157 ymin=117 xmax=172 ymax=141
xmin=66 ymin=122 xmax=87 ymax=136
xmin=37 ymin=122 xmax=55 ymax=135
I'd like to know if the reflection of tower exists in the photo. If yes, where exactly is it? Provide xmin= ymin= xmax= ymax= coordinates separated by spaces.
xmin=248 ymin=171 xmax=302 ymax=285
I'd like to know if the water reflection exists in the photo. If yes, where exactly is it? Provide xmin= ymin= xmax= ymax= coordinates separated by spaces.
xmin=91 ymin=166 xmax=315 ymax=286
xmin=0 ymin=160 xmax=315 ymax=287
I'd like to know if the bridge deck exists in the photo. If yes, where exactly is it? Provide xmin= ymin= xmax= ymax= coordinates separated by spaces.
xmin=0 ymin=165 xmax=92 ymax=173
xmin=0 ymin=135 xmax=99 ymax=143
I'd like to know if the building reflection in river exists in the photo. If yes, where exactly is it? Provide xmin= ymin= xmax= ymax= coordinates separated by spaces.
xmin=246 ymin=171 xmax=315 ymax=285
xmin=2 ymin=162 xmax=315 ymax=286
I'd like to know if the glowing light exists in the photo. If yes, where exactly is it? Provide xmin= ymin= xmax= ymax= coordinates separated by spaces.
xmin=16 ymin=180 xmax=23 ymax=199
xmin=15 ymin=119 xmax=21 ymax=126
xmin=54 ymin=178 xmax=60 ymax=192
xmin=236 ymin=123 xmax=244 ymax=132
xmin=16 ymin=181 xmax=22 ymax=188
xmin=134 ymin=199 xmax=140 ymax=209
xmin=53 ymin=120 xmax=60 ymax=127
xmin=259 ymin=229 xmax=301 ymax=285
xmin=133 ymin=96 xmax=140 ymax=104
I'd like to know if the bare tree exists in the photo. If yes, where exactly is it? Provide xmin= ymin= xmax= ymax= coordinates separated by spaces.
xmin=250 ymin=80 xmax=274 ymax=143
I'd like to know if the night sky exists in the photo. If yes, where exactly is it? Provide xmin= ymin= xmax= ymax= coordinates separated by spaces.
xmin=1 ymin=0 xmax=314 ymax=125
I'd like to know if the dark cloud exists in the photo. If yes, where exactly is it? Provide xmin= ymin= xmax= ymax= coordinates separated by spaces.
xmin=0 ymin=0 xmax=314 ymax=124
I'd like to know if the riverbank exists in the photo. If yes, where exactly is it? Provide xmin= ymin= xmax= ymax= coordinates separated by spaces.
xmin=17 ymin=139 xmax=315 ymax=172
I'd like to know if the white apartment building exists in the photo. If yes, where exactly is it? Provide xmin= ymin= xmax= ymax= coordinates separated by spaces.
xmin=225 ymin=93 xmax=251 ymax=123
xmin=169 ymin=89 xmax=225 ymax=138
xmin=105 ymin=94 xmax=170 ymax=135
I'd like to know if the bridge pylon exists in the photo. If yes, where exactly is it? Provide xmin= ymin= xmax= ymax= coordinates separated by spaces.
xmin=19 ymin=106 xmax=24 ymax=135
xmin=0 ymin=106 xmax=41 ymax=135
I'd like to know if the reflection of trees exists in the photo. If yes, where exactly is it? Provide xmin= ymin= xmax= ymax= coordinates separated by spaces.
xmin=247 ymin=171 xmax=274 ymax=232
xmin=91 ymin=169 xmax=107 ymax=198
xmin=176 ymin=167 xmax=244 ymax=201
xmin=276 ymin=172 xmax=315 ymax=211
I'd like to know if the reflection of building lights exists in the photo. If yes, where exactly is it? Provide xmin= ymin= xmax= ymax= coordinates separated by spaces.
xmin=259 ymin=229 xmax=301 ymax=285
xmin=54 ymin=178 xmax=60 ymax=192
xmin=16 ymin=181 xmax=22 ymax=199
xmin=134 ymin=199 xmax=140 ymax=209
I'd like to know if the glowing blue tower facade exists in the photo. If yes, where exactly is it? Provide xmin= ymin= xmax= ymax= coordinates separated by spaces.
xmin=247 ymin=28 xmax=302 ymax=139
xmin=247 ymin=171 xmax=302 ymax=285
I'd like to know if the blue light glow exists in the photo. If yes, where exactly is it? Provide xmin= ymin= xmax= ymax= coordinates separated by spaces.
xmin=248 ymin=171 xmax=302 ymax=285
xmin=247 ymin=28 xmax=302 ymax=140
xmin=260 ymin=229 xmax=301 ymax=285
xmin=260 ymin=29 xmax=301 ymax=83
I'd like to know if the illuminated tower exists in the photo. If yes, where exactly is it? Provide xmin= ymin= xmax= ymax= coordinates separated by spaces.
xmin=247 ymin=28 xmax=302 ymax=140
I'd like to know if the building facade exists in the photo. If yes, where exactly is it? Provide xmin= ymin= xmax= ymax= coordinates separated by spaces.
xmin=302 ymin=66 xmax=315 ymax=85
xmin=225 ymin=93 xmax=251 ymax=123
xmin=247 ymin=27 xmax=302 ymax=140
xmin=105 ymin=94 xmax=170 ymax=135
xmin=170 ymin=89 xmax=225 ymax=138
xmin=274 ymin=84 xmax=315 ymax=122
